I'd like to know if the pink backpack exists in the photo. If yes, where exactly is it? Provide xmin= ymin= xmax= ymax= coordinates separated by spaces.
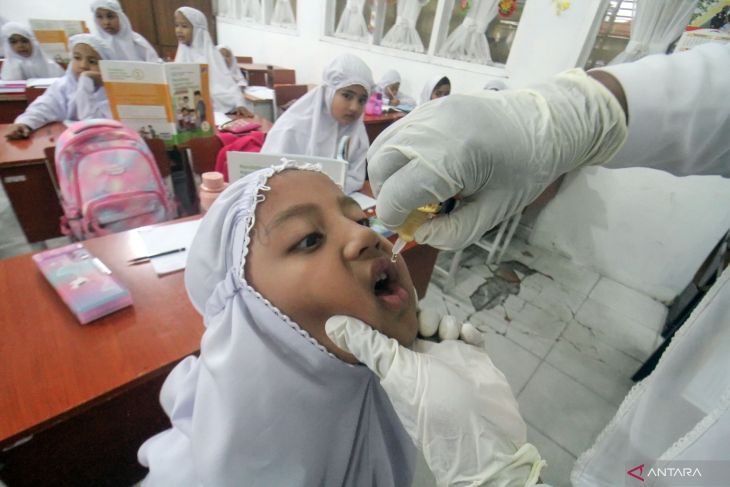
xmin=55 ymin=119 xmax=177 ymax=240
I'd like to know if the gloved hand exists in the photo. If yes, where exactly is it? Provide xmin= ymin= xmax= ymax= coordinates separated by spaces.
xmin=367 ymin=69 xmax=627 ymax=250
xmin=326 ymin=315 xmax=546 ymax=487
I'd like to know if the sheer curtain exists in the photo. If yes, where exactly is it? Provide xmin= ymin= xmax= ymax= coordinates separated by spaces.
xmin=240 ymin=0 xmax=262 ymax=20
xmin=335 ymin=0 xmax=369 ymax=41
xmin=438 ymin=0 xmax=500 ymax=63
xmin=381 ymin=0 xmax=430 ymax=52
xmin=271 ymin=0 xmax=296 ymax=26
xmin=609 ymin=0 xmax=698 ymax=64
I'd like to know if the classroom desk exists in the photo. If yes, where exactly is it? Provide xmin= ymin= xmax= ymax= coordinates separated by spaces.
xmin=0 ymin=122 xmax=66 ymax=243
xmin=0 ymin=211 xmax=436 ymax=486
xmin=0 ymin=220 xmax=204 ymax=486
xmin=0 ymin=92 xmax=28 ymax=124
xmin=243 ymin=89 xmax=275 ymax=121
xmin=237 ymin=63 xmax=284 ymax=86
xmin=363 ymin=111 xmax=407 ymax=144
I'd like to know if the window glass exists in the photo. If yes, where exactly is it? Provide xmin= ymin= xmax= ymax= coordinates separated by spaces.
xmin=333 ymin=0 xmax=375 ymax=39
xmin=381 ymin=0 xmax=437 ymax=50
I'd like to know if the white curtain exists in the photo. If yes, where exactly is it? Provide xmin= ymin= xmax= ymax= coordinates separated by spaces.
xmin=216 ymin=0 xmax=231 ymax=17
xmin=438 ymin=0 xmax=500 ymax=63
xmin=609 ymin=0 xmax=698 ymax=64
xmin=240 ymin=0 xmax=262 ymax=20
xmin=381 ymin=0 xmax=430 ymax=52
xmin=271 ymin=0 xmax=296 ymax=26
xmin=572 ymin=266 xmax=730 ymax=486
xmin=335 ymin=0 xmax=369 ymax=41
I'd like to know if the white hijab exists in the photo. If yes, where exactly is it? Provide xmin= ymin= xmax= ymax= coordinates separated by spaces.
xmin=138 ymin=162 xmax=416 ymax=486
xmin=261 ymin=53 xmax=373 ymax=193
xmin=1 ymin=22 xmax=65 ymax=80
xmin=91 ymin=0 xmax=159 ymax=62
xmin=418 ymin=74 xmax=449 ymax=105
xmin=376 ymin=69 xmax=400 ymax=92
xmin=174 ymin=7 xmax=244 ymax=113
xmin=216 ymin=43 xmax=245 ymax=83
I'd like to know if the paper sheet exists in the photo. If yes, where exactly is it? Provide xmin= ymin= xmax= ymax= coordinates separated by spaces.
xmin=214 ymin=111 xmax=231 ymax=126
xmin=135 ymin=219 xmax=202 ymax=276
xmin=245 ymin=86 xmax=275 ymax=100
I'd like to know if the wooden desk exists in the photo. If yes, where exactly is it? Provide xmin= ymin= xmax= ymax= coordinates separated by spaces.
xmin=238 ymin=63 xmax=285 ymax=87
xmin=363 ymin=111 xmax=406 ymax=144
xmin=243 ymin=89 xmax=275 ymax=121
xmin=0 ymin=92 xmax=28 ymax=124
xmin=0 ymin=221 xmax=204 ymax=486
xmin=0 ymin=122 xmax=67 ymax=242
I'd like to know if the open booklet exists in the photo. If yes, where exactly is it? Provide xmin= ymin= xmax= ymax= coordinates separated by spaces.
xmin=29 ymin=18 xmax=88 ymax=63
xmin=100 ymin=61 xmax=215 ymax=146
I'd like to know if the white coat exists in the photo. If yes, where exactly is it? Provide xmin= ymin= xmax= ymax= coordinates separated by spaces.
xmin=572 ymin=42 xmax=730 ymax=486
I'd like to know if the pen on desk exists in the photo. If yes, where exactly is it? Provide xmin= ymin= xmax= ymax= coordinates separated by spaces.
xmin=128 ymin=247 xmax=186 ymax=264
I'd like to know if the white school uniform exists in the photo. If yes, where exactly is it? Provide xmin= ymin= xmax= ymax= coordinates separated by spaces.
xmin=261 ymin=53 xmax=373 ymax=194
xmin=138 ymin=162 xmax=416 ymax=486
xmin=14 ymin=34 xmax=114 ymax=130
xmin=418 ymin=74 xmax=449 ymax=105
xmin=376 ymin=69 xmax=415 ymax=106
xmin=91 ymin=0 xmax=160 ymax=62
xmin=216 ymin=43 xmax=246 ymax=85
xmin=174 ymin=7 xmax=245 ymax=113
xmin=1 ymin=22 xmax=65 ymax=81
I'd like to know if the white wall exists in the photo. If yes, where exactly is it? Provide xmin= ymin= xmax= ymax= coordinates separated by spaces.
xmin=531 ymin=167 xmax=730 ymax=302
xmin=0 ymin=0 xmax=95 ymax=31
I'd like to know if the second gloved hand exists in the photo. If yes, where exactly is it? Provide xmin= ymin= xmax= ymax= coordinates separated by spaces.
xmin=326 ymin=315 xmax=545 ymax=487
xmin=367 ymin=69 xmax=628 ymax=250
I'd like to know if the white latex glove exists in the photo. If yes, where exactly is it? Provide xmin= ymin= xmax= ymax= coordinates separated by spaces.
xmin=367 ymin=69 xmax=627 ymax=250
xmin=326 ymin=315 xmax=545 ymax=487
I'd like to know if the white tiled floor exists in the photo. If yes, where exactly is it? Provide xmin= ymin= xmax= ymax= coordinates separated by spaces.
xmin=423 ymin=243 xmax=668 ymax=486
xmin=1 ymin=183 xmax=668 ymax=487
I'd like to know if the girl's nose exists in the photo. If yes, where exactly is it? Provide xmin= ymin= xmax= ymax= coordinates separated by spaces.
xmin=342 ymin=221 xmax=380 ymax=261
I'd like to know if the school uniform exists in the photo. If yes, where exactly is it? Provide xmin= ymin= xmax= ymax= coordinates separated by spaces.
xmin=418 ymin=74 xmax=449 ymax=104
xmin=174 ymin=7 xmax=245 ymax=113
xmin=14 ymin=34 xmax=114 ymax=130
xmin=1 ymin=22 xmax=65 ymax=80
xmin=91 ymin=0 xmax=160 ymax=62
xmin=376 ymin=69 xmax=415 ymax=107
xmin=261 ymin=53 xmax=373 ymax=194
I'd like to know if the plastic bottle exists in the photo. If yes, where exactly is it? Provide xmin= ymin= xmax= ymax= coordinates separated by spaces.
xmin=365 ymin=93 xmax=377 ymax=116
xmin=390 ymin=203 xmax=443 ymax=262
xmin=374 ymin=91 xmax=383 ymax=115
xmin=199 ymin=171 xmax=228 ymax=214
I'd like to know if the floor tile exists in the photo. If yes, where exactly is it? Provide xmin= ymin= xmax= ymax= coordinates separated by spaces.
xmin=505 ymin=302 xmax=568 ymax=358
xmin=588 ymin=277 xmax=668 ymax=333
xmin=482 ymin=327 xmax=541 ymax=395
xmin=518 ymin=363 xmax=618 ymax=457
xmin=574 ymin=298 xmax=659 ymax=362
xmin=469 ymin=305 xmax=512 ymax=334
xmin=546 ymin=321 xmax=640 ymax=406
xmin=529 ymin=254 xmax=600 ymax=297
xmin=526 ymin=423 xmax=576 ymax=487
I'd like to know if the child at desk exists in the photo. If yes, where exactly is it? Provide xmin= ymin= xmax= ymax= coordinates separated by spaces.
xmin=418 ymin=75 xmax=451 ymax=104
xmin=1 ymin=22 xmax=64 ymax=80
xmin=174 ymin=6 xmax=252 ymax=117
xmin=4 ymin=34 xmax=115 ymax=140
xmin=376 ymin=69 xmax=415 ymax=107
xmin=217 ymin=44 xmax=246 ymax=85
xmin=137 ymin=163 xmax=543 ymax=486
xmin=91 ymin=0 xmax=160 ymax=62
xmin=261 ymin=53 xmax=373 ymax=194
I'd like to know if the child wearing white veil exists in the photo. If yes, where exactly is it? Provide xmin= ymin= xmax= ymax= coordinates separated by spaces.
xmin=1 ymin=22 xmax=65 ymax=80
xmin=174 ymin=7 xmax=251 ymax=116
xmin=138 ymin=162 xmax=419 ymax=485
xmin=261 ymin=53 xmax=373 ymax=194
xmin=5 ymin=34 xmax=115 ymax=139
xmin=91 ymin=0 xmax=160 ymax=62
xmin=418 ymin=74 xmax=451 ymax=104
xmin=376 ymin=69 xmax=415 ymax=107
xmin=216 ymin=43 xmax=246 ymax=85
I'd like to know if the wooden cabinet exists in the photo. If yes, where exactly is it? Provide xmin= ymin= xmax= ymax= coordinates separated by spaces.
xmin=120 ymin=0 xmax=216 ymax=61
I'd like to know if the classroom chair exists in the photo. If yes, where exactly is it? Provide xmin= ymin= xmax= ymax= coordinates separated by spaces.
xmin=187 ymin=135 xmax=223 ymax=177
xmin=271 ymin=68 xmax=296 ymax=85
xmin=273 ymin=84 xmax=308 ymax=119
xmin=236 ymin=56 xmax=253 ymax=63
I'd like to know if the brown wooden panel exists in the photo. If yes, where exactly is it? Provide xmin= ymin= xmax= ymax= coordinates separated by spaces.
xmin=235 ymin=55 xmax=253 ymax=63
xmin=187 ymin=135 xmax=222 ymax=175
xmin=274 ymin=83 xmax=307 ymax=109
xmin=119 ymin=0 xmax=160 ymax=50
xmin=272 ymin=68 xmax=296 ymax=85
xmin=0 ymin=98 xmax=27 ymax=124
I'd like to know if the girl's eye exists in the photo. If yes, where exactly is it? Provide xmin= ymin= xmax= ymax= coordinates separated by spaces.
xmin=358 ymin=97 xmax=367 ymax=105
xmin=293 ymin=233 xmax=324 ymax=252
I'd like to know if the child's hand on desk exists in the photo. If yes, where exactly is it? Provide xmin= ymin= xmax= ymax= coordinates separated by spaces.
xmin=5 ymin=124 xmax=32 ymax=140
xmin=325 ymin=315 xmax=545 ymax=487
xmin=230 ymin=106 xmax=254 ymax=118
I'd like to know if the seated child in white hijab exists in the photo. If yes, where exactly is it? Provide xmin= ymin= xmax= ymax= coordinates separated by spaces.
xmin=174 ymin=7 xmax=252 ymax=116
xmin=1 ymin=22 xmax=65 ymax=80
xmin=5 ymin=34 xmax=115 ymax=140
xmin=261 ymin=53 xmax=373 ymax=194
xmin=138 ymin=162 xmax=540 ymax=486
xmin=91 ymin=0 xmax=160 ymax=62
xmin=418 ymin=74 xmax=451 ymax=104
xmin=376 ymin=69 xmax=415 ymax=107
xmin=216 ymin=44 xmax=246 ymax=85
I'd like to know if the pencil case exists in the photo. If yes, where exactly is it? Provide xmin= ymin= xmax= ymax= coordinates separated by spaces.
xmin=32 ymin=243 xmax=133 ymax=324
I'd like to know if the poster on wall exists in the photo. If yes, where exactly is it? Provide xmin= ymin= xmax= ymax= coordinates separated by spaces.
xmin=676 ymin=0 xmax=730 ymax=51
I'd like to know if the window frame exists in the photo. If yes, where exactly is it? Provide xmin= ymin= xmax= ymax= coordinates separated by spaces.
xmin=217 ymin=0 xmax=301 ymax=35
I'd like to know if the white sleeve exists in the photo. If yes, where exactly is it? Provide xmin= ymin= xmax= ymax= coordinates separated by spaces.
xmin=133 ymin=33 xmax=162 ymax=63
xmin=600 ymin=43 xmax=730 ymax=177
xmin=46 ymin=61 xmax=65 ymax=78
xmin=75 ymin=76 xmax=112 ymax=120
xmin=15 ymin=78 xmax=69 ymax=129
xmin=1 ymin=59 xmax=24 ymax=81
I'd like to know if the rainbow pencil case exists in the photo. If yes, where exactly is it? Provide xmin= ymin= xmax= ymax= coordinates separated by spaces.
xmin=33 ymin=243 xmax=133 ymax=324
